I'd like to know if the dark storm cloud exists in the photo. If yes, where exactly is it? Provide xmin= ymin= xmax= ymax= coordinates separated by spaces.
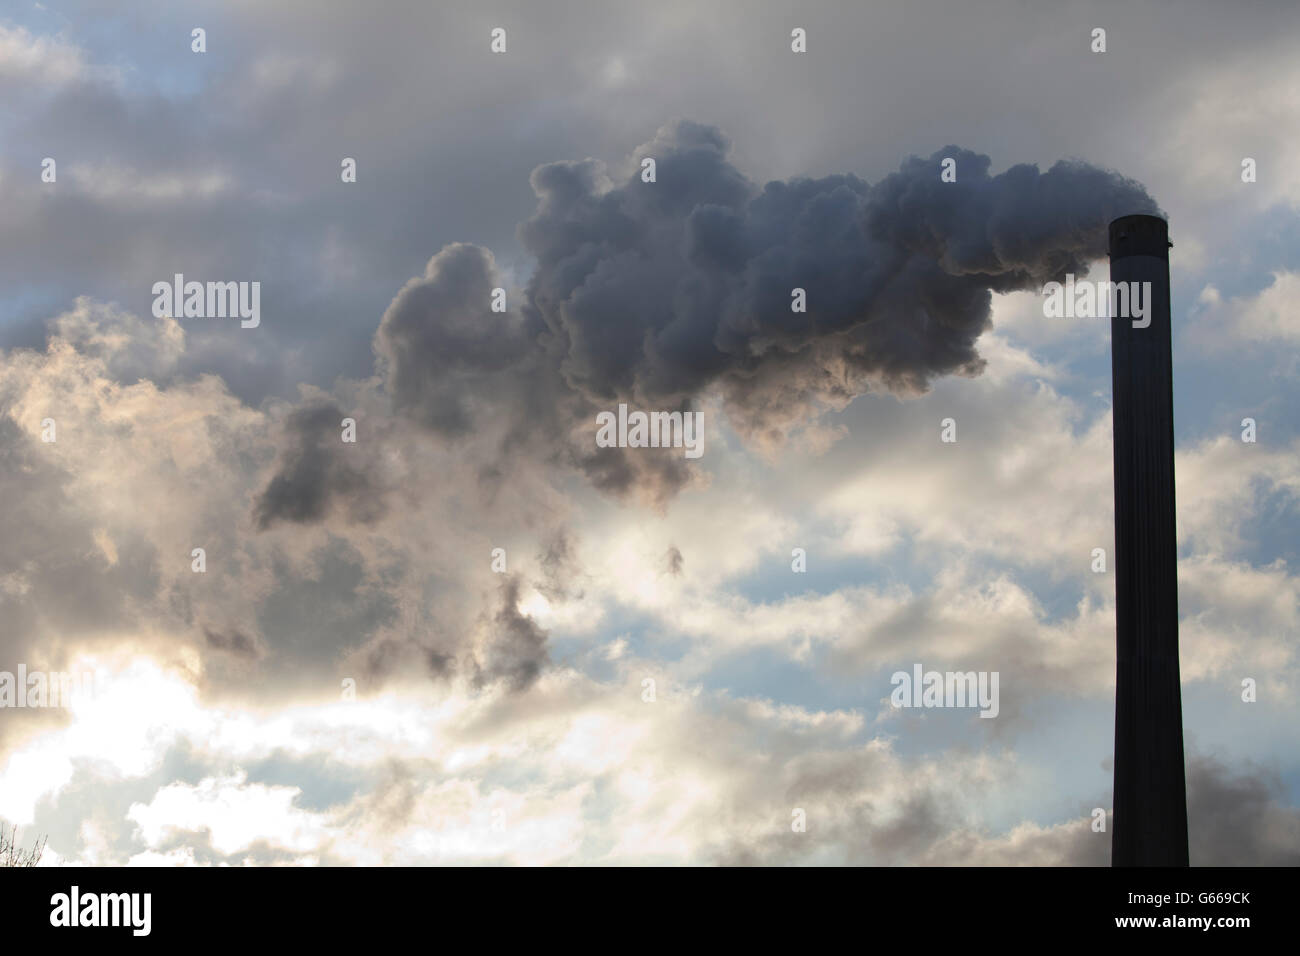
xmin=254 ymin=400 xmax=383 ymax=529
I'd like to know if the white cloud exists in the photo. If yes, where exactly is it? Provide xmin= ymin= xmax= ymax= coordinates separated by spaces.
xmin=1188 ymin=273 xmax=1300 ymax=350
xmin=0 ymin=24 xmax=107 ymax=88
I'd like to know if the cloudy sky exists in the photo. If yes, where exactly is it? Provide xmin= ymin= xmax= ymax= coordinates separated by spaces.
xmin=1 ymin=0 xmax=1298 ymax=865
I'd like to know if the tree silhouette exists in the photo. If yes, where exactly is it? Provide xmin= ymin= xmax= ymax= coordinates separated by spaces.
xmin=0 ymin=822 xmax=47 ymax=867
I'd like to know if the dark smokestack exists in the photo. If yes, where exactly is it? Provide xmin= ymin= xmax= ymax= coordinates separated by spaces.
xmin=1108 ymin=214 xmax=1189 ymax=866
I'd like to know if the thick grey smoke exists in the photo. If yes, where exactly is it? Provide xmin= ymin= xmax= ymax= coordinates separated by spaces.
xmin=520 ymin=121 xmax=1159 ymax=437
xmin=369 ymin=120 xmax=1159 ymax=504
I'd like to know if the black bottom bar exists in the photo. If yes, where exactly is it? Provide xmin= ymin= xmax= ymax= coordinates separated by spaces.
xmin=1 ymin=865 xmax=1283 ymax=941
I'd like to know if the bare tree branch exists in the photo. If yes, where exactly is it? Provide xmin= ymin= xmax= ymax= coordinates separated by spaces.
xmin=0 ymin=822 xmax=47 ymax=867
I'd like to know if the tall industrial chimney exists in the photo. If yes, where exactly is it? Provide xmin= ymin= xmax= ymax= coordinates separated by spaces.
xmin=1108 ymin=214 xmax=1189 ymax=866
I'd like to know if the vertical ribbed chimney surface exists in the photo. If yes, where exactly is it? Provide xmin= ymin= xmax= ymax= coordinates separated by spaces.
xmin=1108 ymin=214 xmax=1190 ymax=866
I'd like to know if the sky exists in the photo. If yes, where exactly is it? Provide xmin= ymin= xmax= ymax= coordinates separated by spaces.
xmin=0 ymin=0 xmax=1298 ymax=865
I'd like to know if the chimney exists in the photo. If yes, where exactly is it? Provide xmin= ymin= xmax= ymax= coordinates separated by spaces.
xmin=1107 ymin=214 xmax=1189 ymax=866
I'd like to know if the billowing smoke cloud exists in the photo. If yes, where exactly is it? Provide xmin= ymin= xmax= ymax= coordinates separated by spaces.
xmin=522 ymin=121 xmax=1158 ymax=431
xmin=369 ymin=120 xmax=1158 ymax=503
xmin=374 ymin=243 xmax=535 ymax=439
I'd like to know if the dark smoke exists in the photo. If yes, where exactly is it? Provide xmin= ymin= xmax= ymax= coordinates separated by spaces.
xmin=335 ymin=120 xmax=1159 ymax=510
xmin=520 ymin=121 xmax=1159 ymax=440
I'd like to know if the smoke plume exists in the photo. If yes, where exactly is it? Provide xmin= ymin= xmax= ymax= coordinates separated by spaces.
xmin=372 ymin=120 xmax=1159 ymax=502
